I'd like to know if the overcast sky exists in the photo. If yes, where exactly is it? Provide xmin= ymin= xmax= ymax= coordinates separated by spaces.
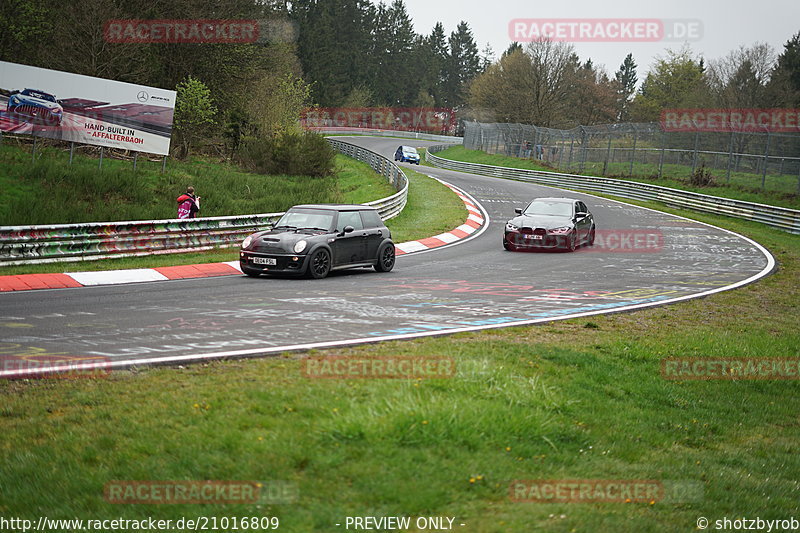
xmin=402 ymin=0 xmax=799 ymax=82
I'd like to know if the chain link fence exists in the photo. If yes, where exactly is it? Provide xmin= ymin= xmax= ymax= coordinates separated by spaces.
xmin=463 ymin=121 xmax=800 ymax=194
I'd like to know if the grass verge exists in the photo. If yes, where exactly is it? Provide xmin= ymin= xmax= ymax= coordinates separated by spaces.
xmin=0 ymin=143 xmax=390 ymax=225
xmin=385 ymin=166 xmax=467 ymax=244
xmin=0 ymin=199 xmax=797 ymax=531
xmin=430 ymin=145 xmax=800 ymax=210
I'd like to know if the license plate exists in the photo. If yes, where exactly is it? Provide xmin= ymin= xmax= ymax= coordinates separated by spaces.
xmin=253 ymin=257 xmax=276 ymax=266
xmin=526 ymin=234 xmax=543 ymax=240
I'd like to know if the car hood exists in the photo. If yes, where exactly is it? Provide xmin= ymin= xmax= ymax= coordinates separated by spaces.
xmin=508 ymin=214 xmax=573 ymax=230
xmin=18 ymin=96 xmax=62 ymax=111
xmin=251 ymin=228 xmax=329 ymax=247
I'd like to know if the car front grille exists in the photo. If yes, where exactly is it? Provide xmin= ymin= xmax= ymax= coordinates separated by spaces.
xmin=253 ymin=243 xmax=284 ymax=253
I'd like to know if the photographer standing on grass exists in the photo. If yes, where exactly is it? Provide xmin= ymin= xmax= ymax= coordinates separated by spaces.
xmin=176 ymin=186 xmax=201 ymax=219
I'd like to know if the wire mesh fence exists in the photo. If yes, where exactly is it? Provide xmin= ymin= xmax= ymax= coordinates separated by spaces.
xmin=463 ymin=121 xmax=800 ymax=194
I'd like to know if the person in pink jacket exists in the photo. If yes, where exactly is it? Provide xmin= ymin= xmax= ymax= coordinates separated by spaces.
xmin=176 ymin=186 xmax=201 ymax=219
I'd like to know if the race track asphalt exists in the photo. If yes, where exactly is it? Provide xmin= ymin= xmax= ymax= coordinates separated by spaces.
xmin=0 ymin=136 xmax=774 ymax=375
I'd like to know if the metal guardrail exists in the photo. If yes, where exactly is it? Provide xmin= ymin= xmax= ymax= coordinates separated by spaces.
xmin=0 ymin=139 xmax=409 ymax=265
xmin=313 ymin=127 xmax=462 ymax=143
xmin=326 ymin=138 xmax=409 ymax=220
xmin=426 ymin=146 xmax=800 ymax=235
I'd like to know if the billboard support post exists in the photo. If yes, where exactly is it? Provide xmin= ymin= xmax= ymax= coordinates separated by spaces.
xmin=162 ymin=156 xmax=167 ymax=173
xmin=69 ymin=142 xmax=75 ymax=165
xmin=99 ymin=147 xmax=104 ymax=169
xmin=133 ymin=152 xmax=138 ymax=171
xmin=31 ymin=136 xmax=36 ymax=162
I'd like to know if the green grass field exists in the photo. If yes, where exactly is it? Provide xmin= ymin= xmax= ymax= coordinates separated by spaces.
xmin=0 ymin=145 xmax=465 ymax=276
xmin=430 ymin=145 xmax=800 ymax=210
xmin=0 ymin=143 xmax=394 ymax=225
xmin=1 ymin=197 xmax=797 ymax=531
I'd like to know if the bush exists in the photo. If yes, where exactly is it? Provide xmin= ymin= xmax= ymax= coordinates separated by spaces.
xmin=689 ymin=163 xmax=716 ymax=187
xmin=239 ymin=131 xmax=335 ymax=178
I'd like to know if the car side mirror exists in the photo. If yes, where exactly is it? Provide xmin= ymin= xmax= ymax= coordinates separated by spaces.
xmin=514 ymin=208 xmax=522 ymax=215
xmin=343 ymin=225 xmax=355 ymax=234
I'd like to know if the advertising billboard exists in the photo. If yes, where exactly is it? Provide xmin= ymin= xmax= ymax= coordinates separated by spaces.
xmin=0 ymin=61 xmax=176 ymax=156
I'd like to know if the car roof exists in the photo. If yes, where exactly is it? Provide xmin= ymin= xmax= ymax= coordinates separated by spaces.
xmin=291 ymin=204 xmax=379 ymax=212
xmin=531 ymin=197 xmax=579 ymax=203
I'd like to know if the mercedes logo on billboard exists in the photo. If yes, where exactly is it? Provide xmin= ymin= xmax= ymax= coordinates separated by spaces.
xmin=137 ymin=90 xmax=149 ymax=103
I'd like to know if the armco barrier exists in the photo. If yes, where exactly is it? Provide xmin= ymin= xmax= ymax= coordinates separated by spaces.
xmin=426 ymin=146 xmax=800 ymax=235
xmin=0 ymin=139 xmax=409 ymax=265
xmin=326 ymin=138 xmax=409 ymax=220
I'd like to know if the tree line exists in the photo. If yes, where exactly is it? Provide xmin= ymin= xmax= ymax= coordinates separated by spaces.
xmin=0 ymin=0 xmax=484 ymax=147
xmin=469 ymin=34 xmax=800 ymax=129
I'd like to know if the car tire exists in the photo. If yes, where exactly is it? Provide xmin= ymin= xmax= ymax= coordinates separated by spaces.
xmin=308 ymin=248 xmax=331 ymax=279
xmin=374 ymin=243 xmax=395 ymax=272
xmin=567 ymin=233 xmax=577 ymax=252
xmin=242 ymin=268 xmax=261 ymax=278
xmin=588 ymin=226 xmax=596 ymax=246
xmin=503 ymin=239 xmax=515 ymax=251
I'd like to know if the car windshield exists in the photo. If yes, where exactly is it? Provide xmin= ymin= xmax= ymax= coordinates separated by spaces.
xmin=23 ymin=90 xmax=56 ymax=102
xmin=403 ymin=148 xmax=418 ymax=155
xmin=524 ymin=201 xmax=573 ymax=217
xmin=274 ymin=209 xmax=335 ymax=231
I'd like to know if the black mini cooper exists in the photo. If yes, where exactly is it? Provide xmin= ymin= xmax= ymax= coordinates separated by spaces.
xmin=240 ymin=204 xmax=396 ymax=279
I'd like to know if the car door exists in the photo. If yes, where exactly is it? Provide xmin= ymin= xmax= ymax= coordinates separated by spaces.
xmin=575 ymin=201 xmax=591 ymax=243
xmin=333 ymin=211 xmax=366 ymax=265
xmin=359 ymin=210 xmax=384 ymax=259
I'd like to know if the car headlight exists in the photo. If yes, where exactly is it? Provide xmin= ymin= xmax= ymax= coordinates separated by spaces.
xmin=293 ymin=240 xmax=307 ymax=253
xmin=505 ymin=222 xmax=519 ymax=231
xmin=548 ymin=226 xmax=572 ymax=235
xmin=242 ymin=236 xmax=253 ymax=249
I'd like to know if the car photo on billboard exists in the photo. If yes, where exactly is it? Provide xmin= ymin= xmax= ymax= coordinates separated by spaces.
xmin=7 ymin=88 xmax=63 ymax=126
